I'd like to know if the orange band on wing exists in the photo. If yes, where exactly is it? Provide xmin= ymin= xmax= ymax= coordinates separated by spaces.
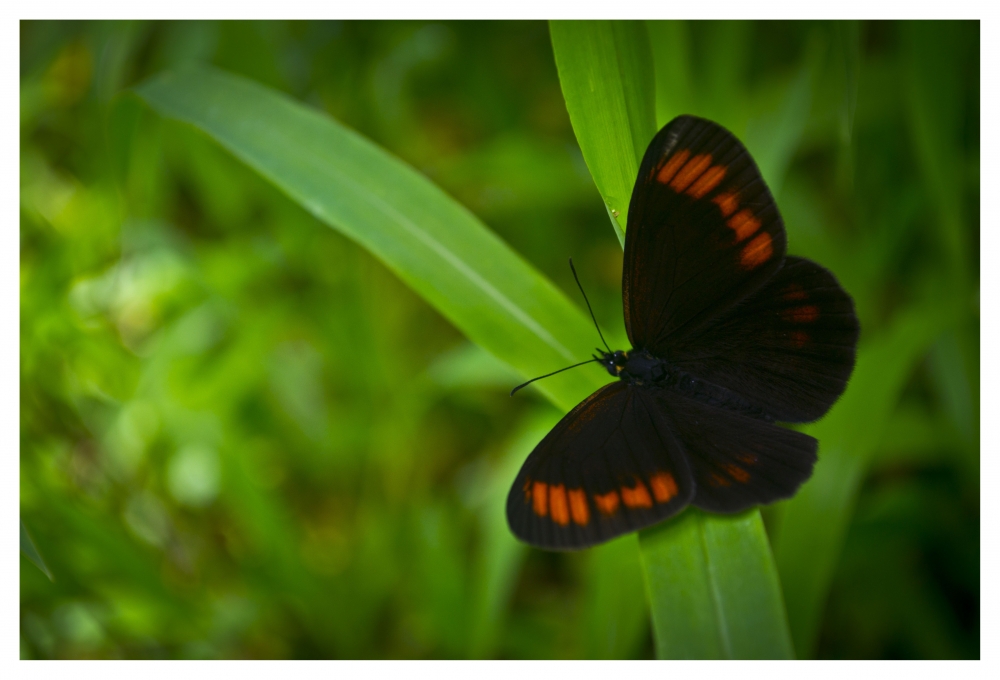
xmin=568 ymin=488 xmax=590 ymax=526
xmin=686 ymin=165 xmax=727 ymax=199
xmin=713 ymin=191 xmax=740 ymax=217
xmin=549 ymin=484 xmax=569 ymax=526
xmin=709 ymin=473 xmax=732 ymax=488
xmin=621 ymin=481 xmax=653 ymax=508
xmin=783 ymin=305 xmax=819 ymax=323
xmin=593 ymin=491 xmax=620 ymax=516
xmin=649 ymin=472 xmax=678 ymax=503
xmin=669 ymin=154 xmax=713 ymax=193
xmin=740 ymin=232 xmax=773 ymax=269
xmin=782 ymin=283 xmax=808 ymax=301
xmin=727 ymin=209 xmax=761 ymax=242
xmin=724 ymin=464 xmax=750 ymax=483
xmin=656 ymin=149 xmax=690 ymax=185
xmin=532 ymin=481 xmax=548 ymax=517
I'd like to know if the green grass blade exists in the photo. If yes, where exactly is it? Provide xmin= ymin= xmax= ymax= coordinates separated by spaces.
xmin=743 ymin=55 xmax=813 ymax=199
xmin=20 ymin=520 xmax=53 ymax=581
xmin=581 ymin=535 xmax=647 ymax=658
xmin=550 ymin=20 xmax=655 ymax=240
xmin=467 ymin=411 xmax=556 ymax=658
xmin=640 ymin=509 xmax=793 ymax=658
xmin=552 ymin=21 xmax=793 ymax=659
xmin=771 ymin=299 xmax=958 ymax=657
xmin=134 ymin=66 xmax=606 ymax=414
xmin=834 ymin=21 xmax=861 ymax=144
xmin=646 ymin=21 xmax=694 ymax=128
xmin=902 ymin=21 xmax=972 ymax=280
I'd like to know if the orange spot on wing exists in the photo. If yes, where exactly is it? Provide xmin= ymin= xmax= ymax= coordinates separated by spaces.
xmin=568 ymin=488 xmax=590 ymax=526
xmin=549 ymin=485 xmax=569 ymax=526
xmin=725 ymin=464 xmax=751 ymax=483
xmin=649 ymin=472 xmax=679 ymax=503
xmin=709 ymin=473 xmax=731 ymax=488
xmin=686 ymin=165 xmax=727 ymax=199
xmin=783 ymin=283 xmax=808 ymax=301
xmin=593 ymin=491 xmax=620 ymax=516
xmin=713 ymin=191 xmax=739 ymax=217
xmin=532 ymin=481 xmax=548 ymax=517
xmin=656 ymin=149 xmax=690 ymax=185
xmin=621 ymin=481 xmax=653 ymax=508
xmin=790 ymin=330 xmax=809 ymax=348
xmin=737 ymin=452 xmax=758 ymax=465
xmin=783 ymin=305 xmax=819 ymax=323
xmin=669 ymin=154 xmax=713 ymax=193
xmin=727 ymin=209 xmax=761 ymax=242
xmin=740 ymin=232 xmax=773 ymax=269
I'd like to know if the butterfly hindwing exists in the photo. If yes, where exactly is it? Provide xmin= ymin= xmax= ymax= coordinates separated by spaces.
xmin=668 ymin=256 xmax=860 ymax=423
xmin=652 ymin=389 xmax=819 ymax=513
xmin=623 ymin=115 xmax=787 ymax=353
xmin=506 ymin=382 xmax=694 ymax=550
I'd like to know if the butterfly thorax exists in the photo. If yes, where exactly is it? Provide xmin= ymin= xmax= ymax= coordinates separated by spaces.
xmin=601 ymin=349 xmax=773 ymax=421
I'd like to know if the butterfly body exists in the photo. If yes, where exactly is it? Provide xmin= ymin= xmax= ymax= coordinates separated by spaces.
xmin=508 ymin=115 xmax=859 ymax=551
xmin=600 ymin=348 xmax=773 ymax=420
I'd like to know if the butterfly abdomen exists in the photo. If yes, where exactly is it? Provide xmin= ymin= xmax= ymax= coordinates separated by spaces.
xmin=622 ymin=350 xmax=773 ymax=421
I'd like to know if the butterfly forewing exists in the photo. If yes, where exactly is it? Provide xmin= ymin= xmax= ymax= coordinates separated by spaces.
xmin=623 ymin=115 xmax=787 ymax=352
xmin=506 ymin=382 xmax=694 ymax=550
xmin=668 ymin=256 xmax=860 ymax=423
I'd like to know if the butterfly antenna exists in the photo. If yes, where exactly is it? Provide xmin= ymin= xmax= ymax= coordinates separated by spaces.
xmin=510 ymin=358 xmax=600 ymax=397
xmin=569 ymin=257 xmax=612 ymax=354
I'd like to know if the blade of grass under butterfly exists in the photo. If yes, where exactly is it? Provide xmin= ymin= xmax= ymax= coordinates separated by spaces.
xmin=134 ymin=66 xmax=607 ymax=415
xmin=551 ymin=20 xmax=793 ymax=659
xmin=549 ymin=20 xmax=655 ymax=245
xmin=646 ymin=20 xmax=694 ymax=129
xmin=639 ymin=508 xmax=793 ymax=658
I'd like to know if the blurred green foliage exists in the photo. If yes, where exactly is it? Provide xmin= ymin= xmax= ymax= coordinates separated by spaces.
xmin=20 ymin=20 xmax=978 ymax=659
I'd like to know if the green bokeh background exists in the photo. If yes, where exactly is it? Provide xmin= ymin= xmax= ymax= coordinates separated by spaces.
xmin=20 ymin=20 xmax=979 ymax=659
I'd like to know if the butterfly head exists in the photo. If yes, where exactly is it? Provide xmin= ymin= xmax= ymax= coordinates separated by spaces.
xmin=597 ymin=349 xmax=629 ymax=377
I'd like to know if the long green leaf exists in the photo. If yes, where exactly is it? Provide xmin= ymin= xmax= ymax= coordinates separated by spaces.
xmin=646 ymin=21 xmax=694 ymax=128
xmin=640 ymin=509 xmax=793 ymax=658
xmin=137 ymin=66 xmax=663 ymax=658
xmin=549 ymin=20 xmax=655 ymax=244
xmin=551 ymin=21 xmax=793 ymax=659
xmin=134 ymin=66 xmax=606 ymax=415
xmin=548 ymin=28 xmax=665 ymax=652
xmin=20 ymin=519 xmax=53 ymax=581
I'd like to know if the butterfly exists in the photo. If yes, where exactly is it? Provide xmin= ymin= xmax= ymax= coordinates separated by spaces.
xmin=507 ymin=115 xmax=859 ymax=551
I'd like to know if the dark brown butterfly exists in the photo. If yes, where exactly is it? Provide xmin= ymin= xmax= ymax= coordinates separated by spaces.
xmin=507 ymin=115 xmax=859 ymax=551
